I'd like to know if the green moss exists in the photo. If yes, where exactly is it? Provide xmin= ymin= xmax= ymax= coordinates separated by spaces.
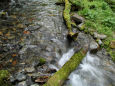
xmin=39 ymin=57 xmax=46 ymax=65
xmin=0 ymin=70 xmax=10 ymax=86
xmin=44 ymin=49 xmax=86 ymax=86
xmin=63 ymin=0 xmax=72 ymax=31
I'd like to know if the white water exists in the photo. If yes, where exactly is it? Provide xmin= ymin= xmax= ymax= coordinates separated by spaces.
xmin=49 ymin=48 xmax=115 ymax=86
xmin=58 ymin=48 xmax=74 ymax=67
xmin=56 ymin=49 xmax=115 ymax=86
xmin=66 ymin=52 xmax=115 ymax=86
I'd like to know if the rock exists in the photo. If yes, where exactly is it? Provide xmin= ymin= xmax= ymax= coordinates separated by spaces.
xmin=31 ymin=84 xmax=39 ymax=86
xmin=97 ymin=39 xmax=103 ymax=45
xmin=25 ymin=67 xmax=35 ymax=73
xmin=46 ymin=46 xmax=52 ymax=52
xmin=110 ymin=40 xmax=115 ymax=49
xmin=46 ymin=68 xmax=57 ymax=73
xmin=90 ymin=41 xmax=99 ymax=53
xmin=10 ymin=75 xmax=16 ymax=83
xmin=17 ymin=81 xmax=27 ymax=86
xmin=35 ymin=76 xmax=49 ymax=84
xmin=39 ymin=58 xmax=46 ymax=66
xmin=71 ymin=13 xmax=85 ymax=25
xmin=94 ymin=32 xmax=107 ymax=39
xmin=16 ymin=73 xmax=26 ymax=81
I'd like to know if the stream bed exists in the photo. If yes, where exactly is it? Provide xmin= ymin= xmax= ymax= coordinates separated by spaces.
xmin=0 ymin=0 xmax=115 ymax=86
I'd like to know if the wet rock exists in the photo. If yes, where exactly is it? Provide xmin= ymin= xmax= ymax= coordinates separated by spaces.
xmin=25 ymin=67 xmax=35 ymax=73
xmin=110 ymin=40 xmax=115 ymax=49
xmin=35 ymin=76 xmax=49 ymax=84
xmin=94 ymin=32 xmax=107 ymax=39
xmin=31 ymin=84 xmax=39 ymax=86
xmin=46 ymin=46 xmax=52 ymax=52
xmin=26 ymin=76 xmax=33 ymax=86
xmin=27 ymin=25 xmax=41 ymax=31
xmin=90 ymin=41 xmax=99 ymax=53
xmin=16 ymin=73 xmax=26 ymax=81
xmin=17 ymin=81 xmax=27 ymax=86
xmin=46 ymin=68 xmax=57 ymax=73
xmin=10 ymin=75 xmax=16 ymax=83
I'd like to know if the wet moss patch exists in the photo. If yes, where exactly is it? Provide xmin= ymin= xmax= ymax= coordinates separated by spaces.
xmin=0 ymin=70 xmax=10 ymax=86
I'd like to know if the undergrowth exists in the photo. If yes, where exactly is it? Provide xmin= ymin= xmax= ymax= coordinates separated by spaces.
xmin=71 ymin=0 xmax=115 ymax=61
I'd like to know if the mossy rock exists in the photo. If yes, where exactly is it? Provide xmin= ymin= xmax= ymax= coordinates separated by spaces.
xmin=0 ymin=70 xmax=10 ymax=86
xmin=110 ymin=40 xmax=115 ymax=49
xmin=39 ymin=57 xmax=46 ymax=66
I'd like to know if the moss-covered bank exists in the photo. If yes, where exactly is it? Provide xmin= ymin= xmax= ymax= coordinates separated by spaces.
xmin=0 ymin=70 xmax=11 ymax=86
xmin=44 ymin=49 xmax=86 ymax=86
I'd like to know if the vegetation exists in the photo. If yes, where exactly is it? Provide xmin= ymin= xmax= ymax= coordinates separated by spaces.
xmin=59 ymin=0 xmax=115 ymax=61
xmin=0 ymin=70 xmax=10 ymax=86
xmin=39 ymin=57 xmax=46 ymax=66
xmin=44 ymin=49 xmax=87 ymax=86
xmin=63 ymin=0 xmax=72 ymax=31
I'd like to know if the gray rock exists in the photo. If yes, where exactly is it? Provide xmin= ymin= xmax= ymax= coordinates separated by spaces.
xmin=10 ymin=75 xmax=16 ymax=83
xmin=98 ymin=39 xmax=103 ymax=45
xmin=16 ymin=73 xmax=26 ymax=81
xmin=90 ymin=41 xmax=99 ymax=51
xmin=17 ymin=81 xmax=27 ymax=86
xmin=25 ymin=67 xmax=35 ymax=73
xmin=94 ymin=32 xmax=107 ymax=39
xmin=31 ymin=84 xmax=39 ymax=86
xmin=71 ymin=13 xmax=85 ymax=24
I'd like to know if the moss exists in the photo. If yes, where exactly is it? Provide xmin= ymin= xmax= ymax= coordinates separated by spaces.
xmin=44 ymin=49 xmax=86 ymax=86
xmin=0 ymin=70 xmax=10 ymax=86
xmin=39 ymin=57 xmax=46 ymax=66
xmin=63 ymin=0 xmax=72 ymax=31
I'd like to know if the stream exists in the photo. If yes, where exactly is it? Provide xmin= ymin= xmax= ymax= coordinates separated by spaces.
xmin=58 ymin=50 xmax=115 ymax=86
xmin=0 ymin=0 xmax=115 ymax=86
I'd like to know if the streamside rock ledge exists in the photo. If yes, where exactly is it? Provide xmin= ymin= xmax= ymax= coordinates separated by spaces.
xmin=43 ymin=49 xmax=87 ymax=86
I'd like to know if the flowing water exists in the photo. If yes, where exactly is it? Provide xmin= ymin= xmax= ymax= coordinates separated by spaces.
xmin=58 ymin=50 xmax=115 ymax=86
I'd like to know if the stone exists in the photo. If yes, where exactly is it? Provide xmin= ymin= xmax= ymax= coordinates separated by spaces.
xmin=9 ymin=75 xmax=16 ymax=83
xmin=17 ymin=81 xmax=27 ymax=86
xmin=71 ymin=13 xmax=85 ymax=25
xmin=16 ymin=73 xmax=26 ymax=81
xmin=94 ymin=32 xmax=107 ymax=39
xmin=98 ymin=39 xmax=103 ymax=45
xmin=90 ymin=41 xmax=99 ymax=53
xmin=25 ymin=67 xmax=35 ymax=73
xmin=46 ymin=68 xmax=57 ymax=73
xmin=110 ymin=40 xmax=115 ymax=49
xmin=31 ymin=84 xmax=39 ymax=86
xmin=35 ymin=76 xmax=49 ymax=84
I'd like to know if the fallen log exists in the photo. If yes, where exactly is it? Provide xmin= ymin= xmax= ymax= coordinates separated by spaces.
xmin=44 ymin=49 xmax=87 ymax=86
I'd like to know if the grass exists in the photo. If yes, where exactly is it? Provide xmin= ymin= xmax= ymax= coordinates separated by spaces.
xmin=62 ymin=0 xmax=115 ymax=61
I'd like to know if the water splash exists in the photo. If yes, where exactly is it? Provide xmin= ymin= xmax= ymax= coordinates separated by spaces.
xmin=66 ymin=52 xmax=115 ymax=86
xmin=58 ymin=48 xmax=74 ymax=67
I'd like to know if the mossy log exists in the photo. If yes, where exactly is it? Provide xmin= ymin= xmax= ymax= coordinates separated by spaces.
xmin=63 ymin=0 xmax=72 ymax=31
xmin=44 ymin=49 xmax=87 ymax=86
